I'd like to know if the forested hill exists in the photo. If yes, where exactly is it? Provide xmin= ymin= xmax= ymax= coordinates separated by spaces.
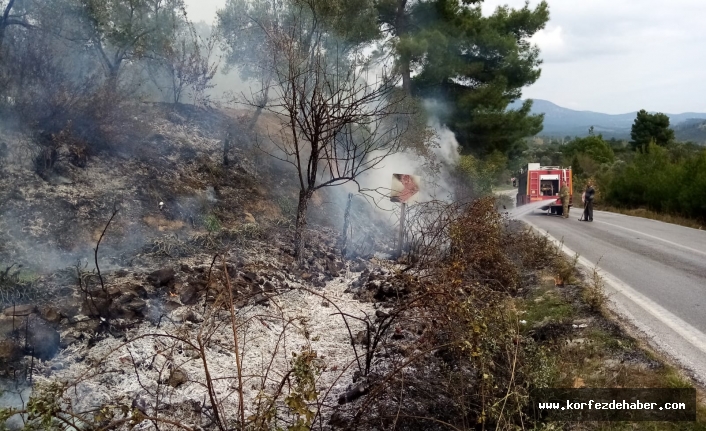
xmin=511 ymin=99 xmax=706 ymax=139
xmin=674 ymin=119 xmax=706 ymax=144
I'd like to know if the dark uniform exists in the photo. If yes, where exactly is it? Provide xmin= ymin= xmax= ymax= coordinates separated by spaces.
xmin=559 ymin=184 xmax=570 ymax=218
xmin=584 ymin=185 xmax=595 ymax=221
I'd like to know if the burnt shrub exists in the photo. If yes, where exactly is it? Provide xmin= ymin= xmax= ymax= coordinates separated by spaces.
xmin=344 ymin=197 xmax=558 ymax=430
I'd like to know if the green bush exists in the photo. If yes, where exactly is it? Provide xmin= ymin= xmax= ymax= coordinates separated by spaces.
xmin=604 ymin=142 xmax=706 ymax=221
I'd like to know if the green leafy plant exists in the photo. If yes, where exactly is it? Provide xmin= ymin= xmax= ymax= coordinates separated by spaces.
xmin=285 ymin=346 xmax=323 ymax=431
xmin=583 ymin=260 xmax=607 ymax=311
xmin=204 ymin=213 xmax=222 ymax=233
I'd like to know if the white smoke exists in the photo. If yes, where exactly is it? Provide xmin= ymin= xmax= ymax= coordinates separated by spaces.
xmin=352 ymin=110 xmax=461 ymax=212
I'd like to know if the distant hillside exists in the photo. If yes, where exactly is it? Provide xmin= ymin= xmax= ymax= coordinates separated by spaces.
xmin=510 ymin=99 xmax=706 ymax=140
xmin=674 ymin=119 xmax=706 ymax=144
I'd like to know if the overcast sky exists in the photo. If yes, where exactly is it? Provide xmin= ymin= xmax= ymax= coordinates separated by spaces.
xmin=185 ymin=0 xmax=706 ymax=114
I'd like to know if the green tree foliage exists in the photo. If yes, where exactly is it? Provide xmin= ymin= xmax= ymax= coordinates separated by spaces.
xmin=630 ymin=109 xmax=675 ymax=150
xmin=605 ymin=142 xmax=706 ymax=220
xmin=562 ymin=135 xmax=615 ymax=164
xmin=571 ymin=154 xmax=583 ymax=178
xmin=74 ymin=0 xmax=186 ymax=81
xmin=376 ymin=0 xmax=549 ymax=155
xmin=457 ymin=151 xmax=508 ymax=195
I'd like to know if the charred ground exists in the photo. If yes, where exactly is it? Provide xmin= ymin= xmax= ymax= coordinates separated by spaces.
xmin=0 ymin=105 xmax=701 ymax=431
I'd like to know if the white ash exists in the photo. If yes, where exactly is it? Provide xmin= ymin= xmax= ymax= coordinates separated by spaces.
xmin=40 ymin=274 xmax=375 ymax=426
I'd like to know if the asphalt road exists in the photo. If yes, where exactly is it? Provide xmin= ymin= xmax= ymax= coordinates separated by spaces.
xmin=516 ymin=204 xmax=706 ymax=383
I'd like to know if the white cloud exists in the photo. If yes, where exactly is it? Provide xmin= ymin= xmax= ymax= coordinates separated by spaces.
xmin=482 ymin=0 xmax=706 ymax=113
xmin=531 ymin=25 xmax=565 ymax=59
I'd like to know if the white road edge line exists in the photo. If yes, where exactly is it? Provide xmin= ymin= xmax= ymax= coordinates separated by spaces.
xmin=595 ymin=220 xmax=706 ymax=258
xmin=522 ymin=218 xmax=706 ymax=356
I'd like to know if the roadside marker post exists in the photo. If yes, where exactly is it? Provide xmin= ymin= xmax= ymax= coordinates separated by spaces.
xmin=390 ymin=174 xmax=420 ymax=257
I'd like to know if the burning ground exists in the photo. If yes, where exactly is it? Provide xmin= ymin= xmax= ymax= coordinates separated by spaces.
xmin=0 ymin=105 xmax=702 ymax=430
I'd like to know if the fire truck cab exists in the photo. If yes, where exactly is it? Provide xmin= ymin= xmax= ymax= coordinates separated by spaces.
xmin=516 ymin=163 xmax=572 ymax=215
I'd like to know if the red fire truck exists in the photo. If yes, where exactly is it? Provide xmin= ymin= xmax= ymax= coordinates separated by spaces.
xmin=516 ymin=163 xmax=573 ymax=215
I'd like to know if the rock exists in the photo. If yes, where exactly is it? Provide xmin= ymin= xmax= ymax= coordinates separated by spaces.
xmin=263 ymin=281 xmax=276 ymax=292
xmin=353 ymin=330 xmax=369 ymax=346
xmin=187 ymin=277 xmax=208 ymax=291
xmin=3 ymin=304 xmax=36 ymax=317
xmin=242 ymin=272 xmax=257 ymax=283
xmin=166 ymin=111 xmax=185 ymax=124
xmin=0 ymin=339 xmax=22 ymax=363
xmin=375 ymin=310 xmax=390 ymax=320
xmin=127 ymin=285 xmax=148 ymax=298
xmin=251 ymin=294 xmax=270 ymax=307
xmin=82 ymin=297 xmax=111 ymax=318
xmin=338 ymin=383 xmax=368 ymax=404
xmin=301 ymin=273 xmax=313 ymax=281
xmin=113 ymin=269 xmax=129 ymax=278
xmin=147 ymin=268 xmax=176 ymax=288
xmin=180 ymin=285 xmax=199 ymax=305
xmin=168 ymin=368 xmax=188 ymax=388
xmin=351 ymin=261 xmax=366 ymax=272
xmin=57 ymin=302 xmax=80 ymax=319
xmin=164 ymin=300 xmax=181 ymax=312
xmin=60 ymin=336 xmax=78 ymax=349
xmin=40 ymin=306 xmax=61 ymax=324
xmin=329 ymin=411 xmax=347 ymax=428
xmin=325 ymin=260 xmax=339 ymax=275
xmin=73 ymin=318 xmax=101 ymax=334
xmin=124 ymin=299 xmax=147 ymax=314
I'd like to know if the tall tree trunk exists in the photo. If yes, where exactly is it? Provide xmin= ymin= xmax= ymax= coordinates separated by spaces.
xmin=395 ymin=0 xmax=411 ymax=95
xmin=0 ymin=0 xmax=15 ymax=52
xmin=400 ymin=60 xmax=412 ymax=95
xmin=247 ymin=82 xmax=270 ymax=131
xmin=0 ymin=23 xmax=6 ymax=53
xmin=247 ymin=105 xmax=264 ymax=132
xmin=294 ymin=188 xmax=312 ymax=260
xmin=222 ymin=131 xmax=231 ymax=166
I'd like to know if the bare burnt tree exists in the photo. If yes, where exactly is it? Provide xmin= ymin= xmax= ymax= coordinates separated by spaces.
xmin=155 ymin=20 xmax=220 ymax=106
xmin=256 ymin=18 xmax=406 ymax=259
xmin=0 ymin=0 xmax=32 ymax=53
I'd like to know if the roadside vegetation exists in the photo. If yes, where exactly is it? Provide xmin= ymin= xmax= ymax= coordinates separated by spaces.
xmin=3 ymin=0 xmax=706 ymax=429
xmin=514 ymin=110 xmax=706 ymax=226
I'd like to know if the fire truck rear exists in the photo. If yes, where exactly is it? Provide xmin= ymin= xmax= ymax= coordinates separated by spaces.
xmin=516 ymin=163 xmax=573 ymax=215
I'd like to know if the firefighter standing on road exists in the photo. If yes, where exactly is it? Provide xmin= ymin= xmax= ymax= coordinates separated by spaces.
xmin=583 ymin=182 xmax=595 ymax=222
xmin=559 ymin=181 xmax=570 ymax=218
